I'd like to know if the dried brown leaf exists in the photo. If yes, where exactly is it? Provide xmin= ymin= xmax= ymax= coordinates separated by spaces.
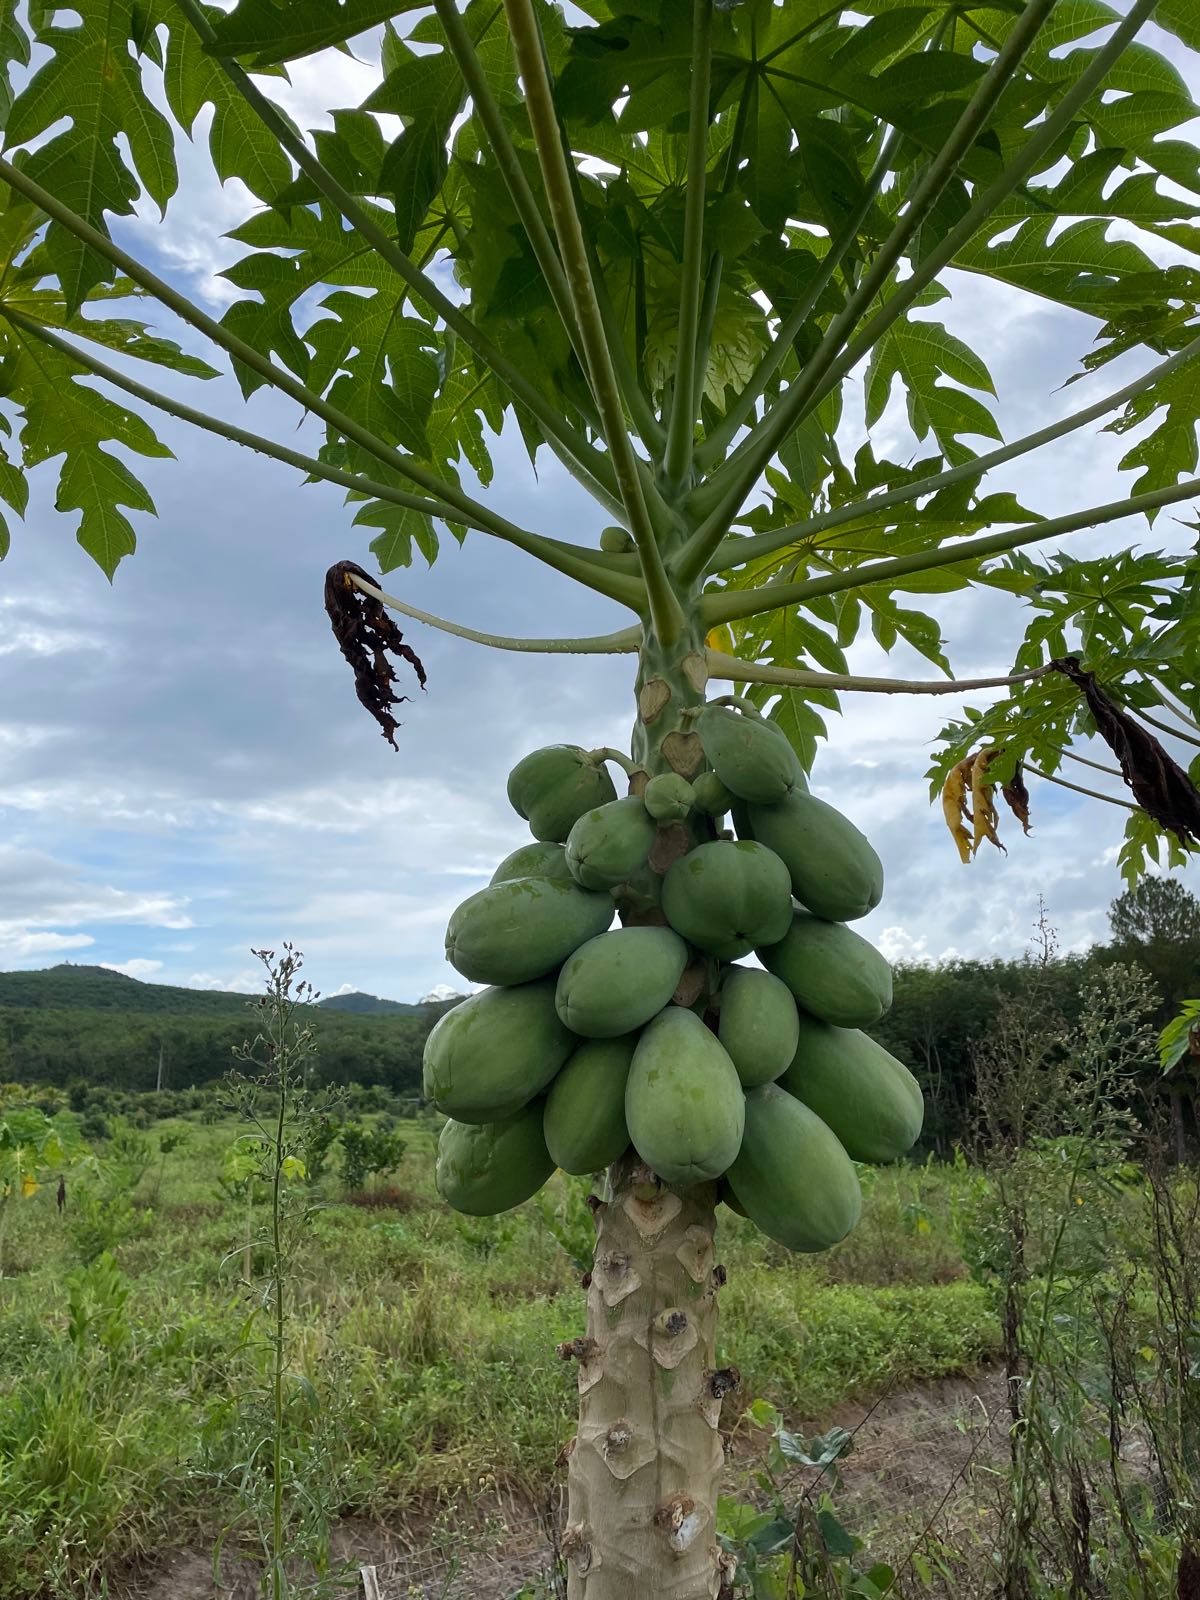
xmin=324 ymin=561 xmax=427 ymax=750
xmin=1052 ymin=657 xmax=1200 ymax=846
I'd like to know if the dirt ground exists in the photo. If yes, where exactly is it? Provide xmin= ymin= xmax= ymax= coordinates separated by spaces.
xmin=110 ymin=1366 xmax=1010 ymax=1600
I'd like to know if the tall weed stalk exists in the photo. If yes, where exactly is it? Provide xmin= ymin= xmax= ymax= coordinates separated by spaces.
xmin=218 ymin=945 xmax=351 ymax=1600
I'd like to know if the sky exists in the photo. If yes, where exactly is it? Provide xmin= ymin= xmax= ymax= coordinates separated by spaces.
xmin=0 ymin=11 xmax=1197 ymax=1004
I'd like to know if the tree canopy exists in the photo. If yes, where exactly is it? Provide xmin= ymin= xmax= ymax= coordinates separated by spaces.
xmin=0 ymin=0 xmax=1196 ymax=877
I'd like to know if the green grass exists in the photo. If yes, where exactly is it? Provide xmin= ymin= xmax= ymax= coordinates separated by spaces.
xmin=0 ymin=1115 xmax=999 ymax=1598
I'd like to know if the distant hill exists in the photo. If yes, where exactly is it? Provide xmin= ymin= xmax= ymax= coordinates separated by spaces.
xmin=0 ymin=964 xmax=258 ymax=1015
xmin=318 ymin=990 xmax=448 ymax=1016
xmin=0 ymin=964 xmax=459 ymax=1095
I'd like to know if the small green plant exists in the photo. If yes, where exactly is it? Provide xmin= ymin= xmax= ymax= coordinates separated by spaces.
xmin=718 ymin=1397 xmax=895 ymax=1599
xmin=336 ymin=1122 xmax=406 ymax=1192
xmin=0 ymin=1096 xmax=90 ymax=1274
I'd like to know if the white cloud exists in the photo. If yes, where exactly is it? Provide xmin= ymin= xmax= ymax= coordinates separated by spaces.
xmin=0 ymin=930 xmax=94 ymax=959
xmin=185 ymin=970 xmax=262 ymax=995
xmin=421 ymin=984 xmax=461 ymax=1003
xmin=101 ymin=959 xmax=165 ymax=981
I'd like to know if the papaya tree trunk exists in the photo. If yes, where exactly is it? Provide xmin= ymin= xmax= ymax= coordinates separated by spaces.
xmin=561 ymin=623 xmax=734 ymax=1600
xmin=561 ymin=1159 xmax=731 ymax=1600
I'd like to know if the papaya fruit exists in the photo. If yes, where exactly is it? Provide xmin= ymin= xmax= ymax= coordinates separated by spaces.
xmin=760 ymin=910 xmax=893 ymax=1029
xmin=696 ymin=705 xmax=806 ymax=805
xmin=719 ymin=1179 xmax=747 ymax=1217
xmin=661 ymin=838 xmax=793 ymax=959
xmin=726 ymin=1083 xmax=862 ymax=1252
xmin=600 ymin=525 xmax=634 ymax=553
xmin=717 ymin=966 xmax=799 ymax=1087
xmin=445 ymin=876 xmax=613 ymax=986
xmin=423 ymin=979 xmax=574 ymax=1123
xmin=746 ymin=792 xmax=883 ymax=922
xmin=436 ymin=1101 xmax=555 ymax=1215
xmin=625 ymin=1009 xmax=745 ymax=1186
xmin=543 ymin=1035 xmax=637 ymax=1174
xmin=507 ymin=745 xmax=618 ymax=842
xmin=490 ymin=841 xmax=574 ymax=886
xmin=692 ymin=771 xmax=735 ymax=817
xmin=781 ymin=1015 xmax=923 ymax=1164
xmin=643 ymin=773 xmax=695 ymax=821
xmin=565 ymin=796 xmax=656 ymax=891
xmin=555 ymin=926 xmax=689 ymax=1037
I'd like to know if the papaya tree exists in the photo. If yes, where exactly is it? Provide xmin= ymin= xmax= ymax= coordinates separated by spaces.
xmin=2 ymin=1 xmax=1200 ymax=1594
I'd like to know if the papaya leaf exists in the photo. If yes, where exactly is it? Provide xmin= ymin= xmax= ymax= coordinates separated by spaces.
xmin=6 ymin=0 xmax=177 ymax=311
xmin=209 ymin=0 xmax=428 ymax=67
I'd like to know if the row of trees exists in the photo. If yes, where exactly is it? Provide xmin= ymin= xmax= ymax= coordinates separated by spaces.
xmin=0 ymin=998 xmax=456 ymax=1094
xmin=5 ymin=879 xmax=1196 ymax=1150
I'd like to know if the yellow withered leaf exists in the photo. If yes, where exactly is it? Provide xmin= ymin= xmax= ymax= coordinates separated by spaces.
xmin=21 ymin=1174 xmax=38 ymax=1198
xmin=705 ymin=623 xmax=735 ymax=655
xmin=941 ymin=757 xmax=975 ymax=864
xmin=970 ymin=750 xmax=1007 ymax=857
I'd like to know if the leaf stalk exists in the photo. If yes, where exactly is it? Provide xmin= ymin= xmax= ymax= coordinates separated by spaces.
xmin=706 ymin=335 xmax=1200 ymax=574
xmin=692 ymin=0 xmax=1061 ymax=552
xmin=350 ymin=573 xmax=642 ymax=655
xmin=663 ymin=0 xmax=713 ymax=491
xmin=702 ymin=475 xmax=1200 ymax=627
xmin=705 ymin=650 xmax=1052 ymax=697
xmin=171 ymin=0 xmax=620 ymax=510
xmin=503 ymin=0 xmax=684 ymax=646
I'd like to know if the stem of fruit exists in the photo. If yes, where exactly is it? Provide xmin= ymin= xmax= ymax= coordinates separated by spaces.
xmin=562 ymin=1157 xmax=728 ymax=1600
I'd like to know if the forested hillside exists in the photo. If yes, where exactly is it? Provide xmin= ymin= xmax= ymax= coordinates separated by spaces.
xmin=0 ymin=964 xmax=459 ymax=1095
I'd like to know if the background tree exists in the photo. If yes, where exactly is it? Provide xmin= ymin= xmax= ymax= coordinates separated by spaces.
xmin=1108 ymin=876 xmax=1200 ymax=1013
xmin=1 ymin=1 xmax=1199 ymax=1595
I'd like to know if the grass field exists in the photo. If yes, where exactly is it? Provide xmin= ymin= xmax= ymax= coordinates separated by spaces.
xmin=0 ymin=1110 xmax=1002 ymax=1597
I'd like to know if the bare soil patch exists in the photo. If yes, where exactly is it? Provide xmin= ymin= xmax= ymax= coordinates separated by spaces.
xmin=110 ymin=1369 xmax=1009 ymax=1600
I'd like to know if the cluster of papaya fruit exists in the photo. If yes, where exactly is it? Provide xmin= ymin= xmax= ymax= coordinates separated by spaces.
xmin=423 ymin=702 xmax=923 ymax=1254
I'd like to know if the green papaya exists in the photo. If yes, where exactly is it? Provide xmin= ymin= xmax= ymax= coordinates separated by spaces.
xmin=760 ymin=910 xmax=893 ymax=1029
xmin=692 ymin=771 xmax=735 ymax=817
xmin=717 ymin=966 xmax=799 ymax=1087
xmin=445 ymin=876 xmax=613 ymax=986
xmin=507 ymin=745 xmax=618 ymax=842
xmin=600 ymin=525 xmax=634 ymax=553
xmin=543 ymin=1035 xmax=636 ymax=1174
xmin=625 ymin=1009 xmax=745 ymax=1186
xmin=643 ymin=773 xmax=695 ymax=821
xmin=761 ymin=915 xmax=896 ymax=1024
xmin=719 ymin=1179 xmax=747 ymax=1217
xmin=565 ymin=796 xmax=656 ymax=891
xmin=436 ymin=1102 xmax=555 ymax=1215
xmin=781 ymin=1015 xmax=923 ymax=1164
xmin=423 ymin=980 xmax=574 ymax=1123
xmin=661 ymin=838 xmax=792 ymax=959
xmin=727 ymin=1083 xmax=862 ymax=1252
xmin=696 ymin=705 xmax=806 ymax=805
xmin=555 ymin=926 xmax=688 ymax=1037
xmin=747 ymin=792 xmax=883 ymax=922
xmin=490 ymin=841 xmax=574 ymax=886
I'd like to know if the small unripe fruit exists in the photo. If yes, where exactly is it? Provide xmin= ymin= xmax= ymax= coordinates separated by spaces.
xmin=643 ymin=772 xmax=695 ymax=821
xmin=599 ymin=525 xmax=635 ymax=553
xmin=692 ymin=770 xmax=735 ymax=816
